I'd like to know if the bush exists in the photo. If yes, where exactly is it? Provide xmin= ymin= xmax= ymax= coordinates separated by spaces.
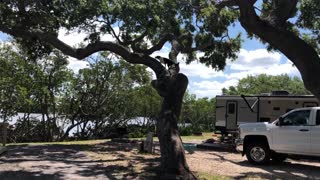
xmin=179 ymin=126 xmax=193 ymax=136
xmin=128 ymin=131 xmax=144 ymax=138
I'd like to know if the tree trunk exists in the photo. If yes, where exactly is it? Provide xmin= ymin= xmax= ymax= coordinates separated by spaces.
xmin=155 ymin=73 xmax=197 ymax=180
xmin=238 ymin=1 xmax=320 ymax=100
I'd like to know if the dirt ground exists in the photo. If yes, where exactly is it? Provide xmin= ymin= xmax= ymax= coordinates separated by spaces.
xmin=0 ymin=140 xmax=320 ymax=180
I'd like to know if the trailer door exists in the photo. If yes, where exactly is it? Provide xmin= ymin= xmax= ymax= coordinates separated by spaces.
xmin=226 ymin=101 xmax=237 ymax=130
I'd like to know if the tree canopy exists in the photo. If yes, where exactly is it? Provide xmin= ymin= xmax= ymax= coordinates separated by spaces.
xmin=0 ymin=0 xmax=241 ymax=70
xmin=222 ymin=74 xmax=310 ymax=95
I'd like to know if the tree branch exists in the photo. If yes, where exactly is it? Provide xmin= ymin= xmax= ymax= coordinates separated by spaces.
xmin=132 ymin=33 xmax=174 ymax=55
xmin=0 ymin=25 xmax=167 ymax=80
xmin=98 ymin=18 xmax=123 ymax=44
xmin=237 ymin=0 xmax=320 ymax=94
xmin=265 ymin=0 xmax=298 ymax=27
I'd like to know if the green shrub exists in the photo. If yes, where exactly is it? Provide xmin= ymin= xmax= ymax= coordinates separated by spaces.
xmin=179 ymin=126 xmax=193 ymax=136
xmin=128 ymin=131 xmax=144 ymax=138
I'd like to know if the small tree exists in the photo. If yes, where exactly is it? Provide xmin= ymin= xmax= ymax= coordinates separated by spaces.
xmin=58 ymin=53 xmax=153 ymax=140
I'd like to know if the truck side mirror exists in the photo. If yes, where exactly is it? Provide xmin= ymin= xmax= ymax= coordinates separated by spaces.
xmin=278 ymin=117 xmax=284 ymax=126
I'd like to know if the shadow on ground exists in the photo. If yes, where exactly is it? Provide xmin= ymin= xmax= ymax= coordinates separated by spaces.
xmin=0 ymin=141 xmax=161 ymax=180
xmin=207 ymin=151 xmax=320 ymax=179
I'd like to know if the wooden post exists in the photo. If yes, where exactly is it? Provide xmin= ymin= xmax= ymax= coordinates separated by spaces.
xmin=0 ymin=122 xmax=8 ymax=146
xmin=144 ymin=132 xmax=154 ymax=153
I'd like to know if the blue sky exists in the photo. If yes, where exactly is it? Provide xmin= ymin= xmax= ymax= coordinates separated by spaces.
xmin=0 ymin=23 xmax=300 ymax=98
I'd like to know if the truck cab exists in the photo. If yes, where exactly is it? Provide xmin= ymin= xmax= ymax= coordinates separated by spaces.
xmin=236 ymin=107 xmax=320 ymax=164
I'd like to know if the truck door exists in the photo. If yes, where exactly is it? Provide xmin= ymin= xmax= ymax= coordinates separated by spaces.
xmin=226 ymin=101 xmax=237 ymax=130
xmin=311 ymin=110 xmax=320 ymax=155
xmin=272 ymin=110 xmax=311 ymax=154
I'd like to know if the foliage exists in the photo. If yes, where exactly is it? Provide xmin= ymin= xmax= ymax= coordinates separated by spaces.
xmin=180 ymin=91 xmax=216 ymax=133
xmin=0 ymin=44 xmax=26 ymax=121
xmin=222 ymin=74 xmax=310 ymax=95
xmin=131 ymin=85 xmax=161 ymax=120
xmin=57 ymin=53 xmax=155 ymax=140
xmin=178 ymin=126 xmax=193 ymax=136
xmin=0 ymin=0 xmax=241 ymax=70
xmin=0 ymin=43 xmax=158 ymax=142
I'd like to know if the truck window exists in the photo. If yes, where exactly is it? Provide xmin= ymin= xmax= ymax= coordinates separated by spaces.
xmin=317 ymin=110 xmax=320 ymax=125
xmin=282 ymin=110 xmax=310 ymax=126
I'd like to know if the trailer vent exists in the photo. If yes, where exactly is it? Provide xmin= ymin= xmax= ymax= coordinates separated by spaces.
xmin=271 ymin=90 xmax=290 ymax=96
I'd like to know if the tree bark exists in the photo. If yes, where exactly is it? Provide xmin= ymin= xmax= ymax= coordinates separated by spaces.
xmin=237 ymin=0 xmax=320 ymax=100
xmin=155 ymin=73 xmax=197 ymax=180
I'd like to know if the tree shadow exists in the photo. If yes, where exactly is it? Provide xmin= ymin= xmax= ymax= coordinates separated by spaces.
xmin=91 ymin=141 xmax=161 ymax=179
xmin=0 ymin=170 xmax=63 ymax=180
xmin=0 ymin=141 xmax=162 ymax=179
xmin=234 ymin=160 xmax=320 ymax=179
xmin=207 ymin=151 xmax=320 ymax=179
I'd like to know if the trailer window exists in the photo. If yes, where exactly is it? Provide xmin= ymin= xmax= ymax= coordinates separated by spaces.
xmin=317 ymin=110 xmax=320 ymax=125
xmin=273 ymin=107 xmax=280 ymax=111
xmin=228 ymin=103 xmax=235 ymax=114
xmin=260 ymin=117 xmax=270 ymax=122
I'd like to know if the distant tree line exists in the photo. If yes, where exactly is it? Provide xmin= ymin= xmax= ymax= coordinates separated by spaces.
xmin=222 ymin=74 xmax=310 ymax=96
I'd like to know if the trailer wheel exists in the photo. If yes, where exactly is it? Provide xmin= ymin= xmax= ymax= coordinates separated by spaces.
xmin=245 ymin=142 xmax=270 ymax=165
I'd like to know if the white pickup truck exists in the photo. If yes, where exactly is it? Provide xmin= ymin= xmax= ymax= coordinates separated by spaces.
xmin=236 ymin=107 xmax=320 ymax=164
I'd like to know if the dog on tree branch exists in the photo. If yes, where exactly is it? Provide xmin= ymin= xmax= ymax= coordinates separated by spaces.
xmin=155 ymin=56 xmax=180 ymax=76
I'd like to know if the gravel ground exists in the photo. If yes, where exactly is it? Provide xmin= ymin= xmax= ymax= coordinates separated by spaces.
xmin=186 ymin=148 xmax=320 ymax=179
xmin=0 ymin=140 xmax=320 ymax=180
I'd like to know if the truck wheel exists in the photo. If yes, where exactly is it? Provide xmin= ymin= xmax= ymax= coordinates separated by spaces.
xmin=245 ymin=143 xmax=270 ymax=165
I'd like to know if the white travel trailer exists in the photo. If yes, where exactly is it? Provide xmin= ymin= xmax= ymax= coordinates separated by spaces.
xmin=215 ymin=91 xmax=319 ymax=135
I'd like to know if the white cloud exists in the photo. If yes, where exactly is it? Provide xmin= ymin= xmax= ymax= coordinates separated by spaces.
xmin=58 ymin=27 xmax=118 ymax=47
xmin=58 ymin=27 xmax=119 ymax=73
xmin=191 ymin=79 xmax=239 ymax=98
xmin=229 ymin=49 xmax=281 ymax=70
xmin=180 ymin=61 xmax=225 ymax=79
xmin=58 ymin=29 xmax=88 ymax=47
xmin=67 ymin=57 xmax=89 ymax=73
xmin=180 ymin=49 xmax=300 ymax=98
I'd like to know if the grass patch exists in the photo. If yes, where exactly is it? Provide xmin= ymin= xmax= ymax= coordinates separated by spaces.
xmin=7 ymin=132 xmax=216 ymax=146
xmin=197 ymin=172 xmax=232 ymax=180
xmin=181 ymin=132 xmax=215 ymax=142
xmin=7 ymin=139 xmax=110 ymax=146
xmin=130 ymin=132 xmax=215 ymax=143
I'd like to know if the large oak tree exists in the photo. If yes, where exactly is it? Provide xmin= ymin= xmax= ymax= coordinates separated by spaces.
xmin=0 ymin=1 xmax=240 ymax=179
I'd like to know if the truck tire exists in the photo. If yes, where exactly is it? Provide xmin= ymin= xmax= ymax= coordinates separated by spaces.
xmin=245 ymin=142 xmax=270 ymax=165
